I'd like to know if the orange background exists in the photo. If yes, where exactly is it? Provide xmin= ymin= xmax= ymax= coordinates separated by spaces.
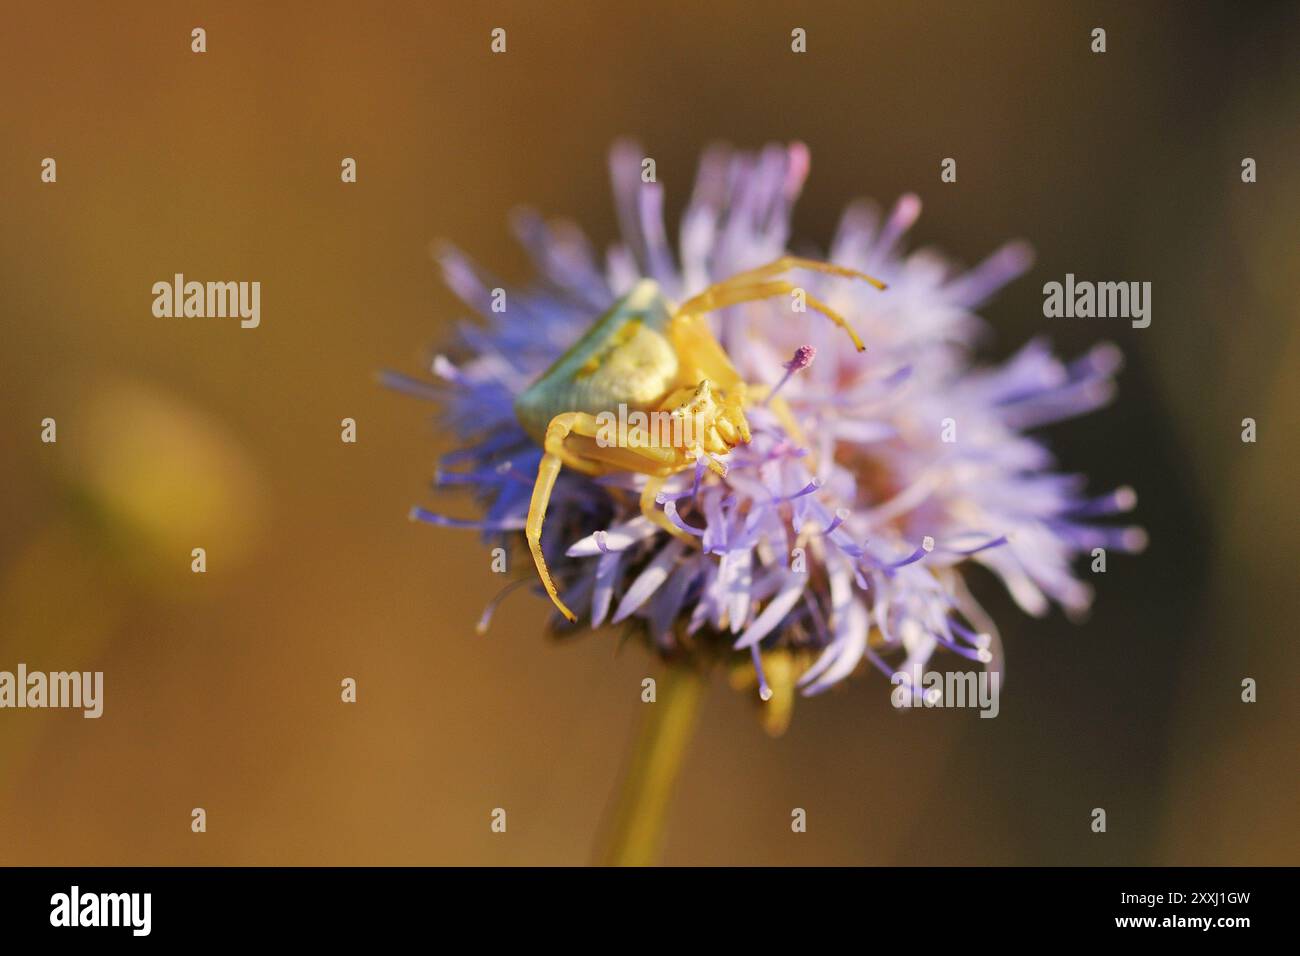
xmin=0 ymin=1 xmax=1296 ymax=864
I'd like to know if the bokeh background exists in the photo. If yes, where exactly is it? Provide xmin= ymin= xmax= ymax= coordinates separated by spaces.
xmin=1 ymin=1 xmax=1296 ymax=865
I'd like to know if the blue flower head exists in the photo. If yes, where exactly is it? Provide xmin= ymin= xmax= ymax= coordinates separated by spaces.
xmin=389 ymin=141 xmax=1145 ymax=730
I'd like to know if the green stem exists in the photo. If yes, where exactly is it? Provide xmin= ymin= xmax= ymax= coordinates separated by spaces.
xmin=595 ymin=664 xmax=706 ymax=866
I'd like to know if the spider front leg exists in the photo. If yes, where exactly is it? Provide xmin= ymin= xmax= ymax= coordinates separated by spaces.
xmin=525 ymin=411 xmax=702 ymax=622
xmin=674 ymin=256 xmax=886 ymax=352
xmin=714 ymin=255 xmax=886 ymax=291
xmin=678 ymin=279 xmax=866 ymax=352
xmin=640 ymin=475 xmax=694 ymax=542
xmin=525 ymin=413 xmax=598 ymax=623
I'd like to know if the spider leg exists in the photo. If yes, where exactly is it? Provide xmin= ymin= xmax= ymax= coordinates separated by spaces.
xmin=640 ymin=475 xmax=693 ymax=542
xmin=526 ymin=450 xmax=574 ymax=621
xmin=677 ymin=279 xmax=869 ymax=352
xmin=664 ymin=315 xmax=747 ymax=393
xmin=707 ymin=255 xmax=886 ymax=291
xmin=526 ymin=411 xmax=611 ymax=622
xmin=744 ymin=385 xmax=808 ymax=448
xmin=580 ymin=436 xmax=716 ymax=542
xmin=525 ymin=411 xmax=707 ymax=620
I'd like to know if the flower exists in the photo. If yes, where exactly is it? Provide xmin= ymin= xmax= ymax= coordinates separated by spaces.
xmin=388 ymin=140 xmax=1145 ymax=727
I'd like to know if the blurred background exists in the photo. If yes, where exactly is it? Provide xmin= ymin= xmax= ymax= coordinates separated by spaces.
xmin=0 ymin=1 xmax=1296 ymax=865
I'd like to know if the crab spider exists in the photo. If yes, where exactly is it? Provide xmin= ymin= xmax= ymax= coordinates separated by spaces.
xmin=512 ymin=257 xmax=886 ymax=621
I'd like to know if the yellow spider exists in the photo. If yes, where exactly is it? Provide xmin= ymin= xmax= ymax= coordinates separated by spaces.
xmin=513 ymin=257 xmax=885 ymax=621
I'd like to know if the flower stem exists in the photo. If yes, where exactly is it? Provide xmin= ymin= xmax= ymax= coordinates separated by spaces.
xmin=595 ymin=664 xmax=706 ymax=866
